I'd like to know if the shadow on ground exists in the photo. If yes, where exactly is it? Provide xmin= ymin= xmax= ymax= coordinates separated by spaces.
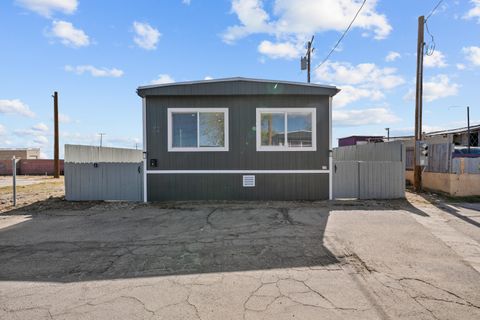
xmin=0 ymin=197 xmax=426 ymax=283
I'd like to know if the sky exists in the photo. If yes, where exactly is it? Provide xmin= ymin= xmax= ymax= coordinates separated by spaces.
xmin=0 ymin=0 xmax=479 ymax=158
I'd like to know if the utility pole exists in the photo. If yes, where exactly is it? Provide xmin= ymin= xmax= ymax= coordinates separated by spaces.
xmin=53 ymin=91 xmax=60 ymax=178
xmin=385 ymin=128 xmax=390 ymax=141
xmin=301 ymin=36 xmax=314 ymax=83
xmin=307 ymin=36 xmax=314 ymax=83
xmin=413 ymin=15 xmax=425 ymax=192
xmin=467 ymin=106 xmax=471 ymax=154
xmin=99 ymin=133 xmax=106 ymax=147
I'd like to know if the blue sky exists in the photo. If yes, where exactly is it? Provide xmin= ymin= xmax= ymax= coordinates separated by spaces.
xmin=0 ymin=0 xmax=479 ymax=157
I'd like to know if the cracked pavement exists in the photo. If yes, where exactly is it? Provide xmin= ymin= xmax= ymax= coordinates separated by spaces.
xmin=0 ymin=195 xmax=479 ymax=319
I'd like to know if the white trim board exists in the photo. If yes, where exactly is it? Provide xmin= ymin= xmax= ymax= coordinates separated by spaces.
xmin=146 ymin=170 xmax=329 ymax=174
xmin=328 ymin=96 xmax=333 ymax=201
xmin=142 ymin=97 xmax=147 ymax=203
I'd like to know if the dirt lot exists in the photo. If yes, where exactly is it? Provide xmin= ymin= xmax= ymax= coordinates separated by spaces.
xmin=0 ymin=179 xmax=479 ymax=319
xmin=0 ymin=176 xmax=64 ymax=213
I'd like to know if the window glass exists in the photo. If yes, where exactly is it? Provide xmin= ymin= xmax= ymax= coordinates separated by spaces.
xmin=199 ymin=112 xmax=225 ymax=147
xmin=260 ymin=113 xmax=285 ymax=146
xmin=287 ymin=112 xmax=312 ymax=147
xmin=172 ymin=112 xmax=197 ymax=148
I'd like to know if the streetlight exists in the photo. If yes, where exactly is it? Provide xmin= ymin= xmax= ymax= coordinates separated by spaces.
xmin=385 ymin=128 xmax=390 ymax=142
xmin=448 ymin=106 xmax=471 ymax=153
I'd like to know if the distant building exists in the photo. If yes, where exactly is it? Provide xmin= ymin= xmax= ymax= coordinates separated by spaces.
xmin=389 ymin=124 xmax=480 ymax=147
xmin=338 ymin=135 xmax=384 ymax=147
xmin=0 ymin=148 xmax=40 ymax=160
xmin=425 ymin=125 xmax=480 ymax=146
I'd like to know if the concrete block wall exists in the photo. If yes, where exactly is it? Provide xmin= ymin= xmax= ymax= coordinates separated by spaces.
xmin=405 ymin=170 xmax=480 ymax=196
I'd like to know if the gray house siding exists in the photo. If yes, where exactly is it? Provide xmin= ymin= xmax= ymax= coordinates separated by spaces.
xmin=145 ymin=95 xmax=330 ymax=170
xmin=147 ymin=173 xmax=329 ymax=201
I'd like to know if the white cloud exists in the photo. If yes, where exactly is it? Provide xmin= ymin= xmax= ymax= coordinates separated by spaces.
xmin=49 ymin=20 xmax=90 ymax=48
xmin=385 ymin=51 xmax=401 ymax=62
xmin=223 ymin=0 xmax=272 ymax=44
xmin=182 ymin=0 xmax=191 ymax=4
xmin=333 ymin=107 xmax=400 ymax=126
xmin=404 ymin=74 xmax=459 ymax=102
xmin=315 ymin=61 xmax=404 ymax=108
xmin=14 ymin=123 xmax=50 ymax=148
xmin=133 ymin=21 xmax=161 ymax=50
xmin=315 ymin=61 xmax=404 ymax=90
xmin=65 ymin=65 xmax=124 ymax=77
xmin=258 ymin=40 xmax=301 ymax=59
xmin=204 ymin=76 xmax=214 ymax=80
xmin=0 ymin=99 xmax=35 ymax=118
xmin=223 ymin=0 xmax=392 ymax=45
xmin=32 ymin=123 xmax=49 ymax=132
xmin=456 ymin=63 xmax=466 ymax=70
xmin=423 ymin=50 xmax=447 ymax=68
xmin=151 ymin=74 xmax=175 ymax=85
xmin=15 ymin=0 xmax=78 ymax=18
xmin=33 ymin=135 xmax=49 ymax=146
xmin=462 ymin=46 xmax=480 ymax=66
xmin=334 ymin=85 xmax=383 ymax=108
xmin=464 ymin=0 xmax=480 ymax=22
xmin=58 ymin=113 xmax=71 ymax=123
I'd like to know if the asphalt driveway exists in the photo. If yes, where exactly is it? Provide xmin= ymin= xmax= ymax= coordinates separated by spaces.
xmin=0 ymin=196 xmax=479 ymax=319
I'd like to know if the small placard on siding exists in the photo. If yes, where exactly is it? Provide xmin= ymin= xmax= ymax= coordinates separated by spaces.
xmin=242 ymin=175 xmax=255 ymax=187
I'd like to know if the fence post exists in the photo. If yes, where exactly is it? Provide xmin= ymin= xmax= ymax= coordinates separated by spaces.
xmin=12 ymin=156 xmax=16 ymax=206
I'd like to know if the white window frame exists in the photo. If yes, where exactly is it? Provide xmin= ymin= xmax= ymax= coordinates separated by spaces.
xmin=256 ymin=108 xmax=317 ymax=152
xmin=167 ymin=108 xmax=229 ymax=152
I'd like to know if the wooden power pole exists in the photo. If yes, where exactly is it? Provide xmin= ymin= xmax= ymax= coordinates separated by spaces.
xmin=307 ymin=36 xmax=314 ymax=83
xmin=413 ymin=16 xmax=425 ymax=192
xmin=53 ymin=91 xmax=60 ymax=178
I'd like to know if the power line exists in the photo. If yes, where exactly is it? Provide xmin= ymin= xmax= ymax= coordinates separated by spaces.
xmin=314 ymin=0 xmax=367 ymax=70
xmin=424 ymin=0 xmax=446 ymax=56
xmin=425 ymin=0 xmax=445 ymax=22
xmin=424 ymin=20 xmax=436 ymax=56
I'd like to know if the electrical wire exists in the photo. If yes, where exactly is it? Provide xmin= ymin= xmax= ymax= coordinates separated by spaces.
xmin=425 ymin=0 xmax=445 ymax=22
xmin=424 ymin=20 xmax=436 ymax=56
xmin=424 ymin=0 xmax=445 ymax=56
xmin=314 ymin=0 xmax=367 ymax=70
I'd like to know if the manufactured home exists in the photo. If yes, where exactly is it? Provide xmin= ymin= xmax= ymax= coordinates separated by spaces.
xmin=137 ymin=77 xmax=339 ymax=201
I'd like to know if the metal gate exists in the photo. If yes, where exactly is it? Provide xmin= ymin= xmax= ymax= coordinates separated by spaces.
xmin=64 ymin=145 xmax=144 ymax=201
xmin=333 ymin=142 xmax=405 ymax=199
xmin=333 ymin=161 xmax=358 ymax=198
xmin=65 ymin=162 xmax=143 ymax=201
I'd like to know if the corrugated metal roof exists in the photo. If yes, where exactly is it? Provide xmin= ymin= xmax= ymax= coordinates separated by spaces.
xmin=137 ymin=77 xmax=340 ymax=97
xmin=426 ymin=124 xmax=480 ymax=136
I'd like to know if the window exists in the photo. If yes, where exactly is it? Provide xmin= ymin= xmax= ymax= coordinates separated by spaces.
xmin=168 ymin=108 xmax=229 ymax=152
xmin=256 ymin=108 xmax=316 ymax=151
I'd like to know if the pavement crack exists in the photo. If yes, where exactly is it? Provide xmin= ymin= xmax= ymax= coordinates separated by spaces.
xmin=205 ymin=208 xmax=219 ymax=230
xmin=398 ymin=277 xmax=480 ymax=310
xmin=120 ymin=295 xmax=156 ymax=318
xmin=186 ymin=293 xmax=202 ymax=320
xmin=277 ymin=208 xmax=294 ymax=225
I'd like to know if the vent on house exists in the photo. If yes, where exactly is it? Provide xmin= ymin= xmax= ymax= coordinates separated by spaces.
xmin=242 ymin=175 xmax=255 ymax=187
